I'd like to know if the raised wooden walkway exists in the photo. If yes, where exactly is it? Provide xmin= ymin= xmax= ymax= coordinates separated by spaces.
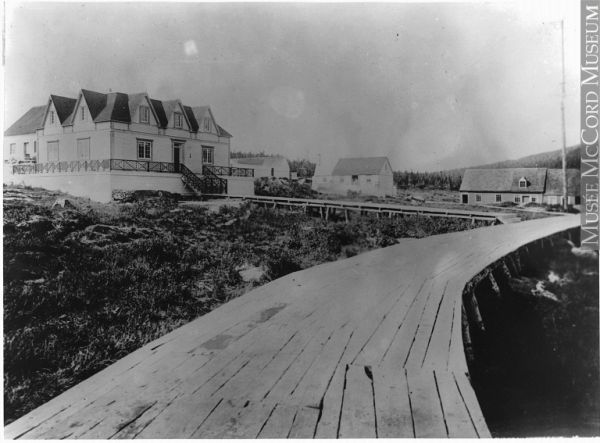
xmin=205 ymin=194 xmax=517 ymax=224
xmin=4 ymin=215 xmax=579 ymax=439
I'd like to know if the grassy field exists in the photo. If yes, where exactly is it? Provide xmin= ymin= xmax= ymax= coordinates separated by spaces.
xmin=3 ymin=185 xmax=489 ymax=424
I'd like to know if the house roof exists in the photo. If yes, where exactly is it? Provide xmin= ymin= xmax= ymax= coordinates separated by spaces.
xmin=545 ymin=169 xmax=581 ymax=196
xmin=4 ymin=105 xmax=46 ymax=136
xmin=150 ymin=99 xmax=168 ymax=128
xmin=50 ymin=95 xmax=77 ymax=123
xmin=183 ymin=105 xmax=199 ymax=132
xmin=232 ymin=155 xmax=287 ymax=167
xmin=7 ymin=89 xmax=229 ymax=134
xmin=460 ymin=168 xmax=548 ymax=193
xmin=81 ymin=90 xmax=107 ymax=121
xmin=331 ymin=157 xmax=390 ymax=176
xmin=95 ymin=92 xmax=131 ymax=122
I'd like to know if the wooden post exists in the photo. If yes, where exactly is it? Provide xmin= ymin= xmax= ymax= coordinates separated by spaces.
xmin=325 ymin=207 xmax=329 ymax=221
xmin=467 ymin=291 xmax=485 ymax=332
xmin=488 ymin=273 xmax=501 ymax=298
xmin=513 ymin=253 xmax=521 ymax=273
xmin=506 ymin=256 xmax=519 ymax=276
xmin=462 ymin=305 xmax=475 ymax=363
xmin=345 ymin=210 xmax=349 ymax=223
xmin=388 ymin=211 xmax=392 ymax=218
xmin=501 ymin=261 xmax=512 ymax=280
xmin=320 ymin=207 xmax=324 ymax=219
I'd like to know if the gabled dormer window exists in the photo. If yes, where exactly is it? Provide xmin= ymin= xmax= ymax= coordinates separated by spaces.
xmin=519 ymin=177 xmax=527 ymax=188
xmin=203 ymin=117 xmax=210 ymax=131
xmin=174 ymin=112 xmax=183 ymax=129
xmin=50 ymin=111 xmax=55 ymax=124
xmin=81 ymin=107 xmax=85 ymax=120
xmin=140 ymin=106 xmax=150 ymax=123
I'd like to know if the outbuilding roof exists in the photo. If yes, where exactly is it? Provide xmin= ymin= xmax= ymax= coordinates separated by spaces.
xmin=460 ymin=168 xmax=547 ymax=193
xmin=331 ymin=157 xmax=390 ymax=176
xmin=4 ymin=105 xmax=46 ymax=136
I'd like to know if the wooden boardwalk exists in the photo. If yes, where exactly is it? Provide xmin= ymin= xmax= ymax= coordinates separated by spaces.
xmin=4 ymin=215 xmax=579 ymax=439
xmin=205 ymin=194 xmax=514 ymax=223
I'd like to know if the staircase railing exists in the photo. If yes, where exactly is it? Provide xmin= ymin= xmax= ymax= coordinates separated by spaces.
xmin=180 ymin=164 xmax=227 ymax=195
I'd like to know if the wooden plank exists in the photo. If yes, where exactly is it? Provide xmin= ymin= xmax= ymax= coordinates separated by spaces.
xmin=352 ymin=278 xmax=426 ymax=366
xmin=434 ymin=370 xmax=478 ymax=438
xmin=338 ymin=365 xmax=376 ymax=438
xmin=423 ymin=279 xmax=463 ymax=369
xmin=257 ymin=404 xmax=297 ymax=438
xmin=291 ymin=324 xmax=354 ymax=408
xmin=314 ymin=362 xmax=346 ymax=438
xmin=404 ymin=279 xmax=449 ymax=370
xmin=190 ymin=400 xmax=274 ymax=438
xmin=379 ymin=279 xmax=435 ymax=370
xmin=372 ymin=368 xmax=414 ymax=438
xmin=406 ymin=368 xmax=447 ymax=438
xmin=263 ymin=322 xmax=337 ymax=404
xmin=117 ymin=396 xmax=222 ymax=439
xmin=287 ymin=406 xmax=320 ymax=438
xmin=454 ymin=371 xmax=492 ymax=438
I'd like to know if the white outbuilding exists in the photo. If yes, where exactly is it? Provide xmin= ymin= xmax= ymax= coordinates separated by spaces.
xmin=312 ymin=156 xmax=395 ymax=197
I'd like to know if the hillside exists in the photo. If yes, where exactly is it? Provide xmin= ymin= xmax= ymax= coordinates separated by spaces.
xmin=468 ymin=145 xmax=580 ymax=170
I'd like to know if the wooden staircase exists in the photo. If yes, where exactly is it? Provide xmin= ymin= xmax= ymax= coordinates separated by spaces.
xmin=180 ymin=164 xmax=227 ymax=196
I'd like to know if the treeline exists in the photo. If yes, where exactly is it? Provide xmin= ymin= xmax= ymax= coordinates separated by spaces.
xmin=394 ymin=170 xmax=463 ymax=190
xmin=288 ymin=159 xmax=316 ymax=178
xmin=230 ymin=151 xmax=273 ymax=159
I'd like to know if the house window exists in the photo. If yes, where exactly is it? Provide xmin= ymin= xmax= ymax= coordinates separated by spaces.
xmin=50 ymin=111 xmax=55 ymax=124
xmin=9 ymin=143 xmax=16 ymax=155
xmin=77 ymin=138 xmax=90 ymax=160
xmin=495 ymin=194 xmax=501 ymax=202
xmin=203 ymin=117 xmax=210 ymax=131
xmin=519 ymin=178 xmax=527 ymax=188
xmin=174 ymin=112 xmax=183 ymax=129
xmin=532 ymin=197 xmax=537 ymax=203
xmin=81 ymin=107 xmax=85 ymax=120
xmin=202 ymin=146 xmax=214 ymax=164
xmin=24 ymin=142 xmax=29 ymax=155
xmin=137 ymin=139 xmax=152 ymax=160
xmin=340 ymin=177 xmax=344 ymax=183
xmin=140 ymin=106 xmax=150 ymax=123
xmin=271 ymin=168 xmax=275 ymax=177
xmin=47 ymin=141 xmax=59 ymax=162
xmin=366 ymin=177 xmax=372 ymax=183
xmin=34 ymin=141 xmax=37 ymax=154
xmin=352 ymin=175 xmax=359 ymax=183
xmin=514 ymin=196 xmax=521 ymax=203
xmin=475 ymin=194 xmax=482 ymax=202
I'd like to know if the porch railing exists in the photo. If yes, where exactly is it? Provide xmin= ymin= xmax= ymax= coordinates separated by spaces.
xmin=203 ymin=164 xmax=254 ymax=177
xmin=110 ymin=159 xmax=176 ymax=173
xmin=11 ymin=159 xmax=177 ymax=175
xmin=12 ymin=159 xmax=111 ymax=175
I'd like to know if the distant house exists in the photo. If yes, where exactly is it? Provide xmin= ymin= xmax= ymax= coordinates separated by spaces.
xmin=3 ymin=89 xmax=255 ymax=202
xmin=230 ymin=155 xmax=290 ymax=179
xmin=459 ymin=168 xmax=580 ymax=206
xmin=312 ymin=156 xmax=395 ymax=197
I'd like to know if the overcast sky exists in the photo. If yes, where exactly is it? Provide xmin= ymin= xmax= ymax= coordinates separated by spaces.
xmin=4 ymin=0 xmax=580 ymax=171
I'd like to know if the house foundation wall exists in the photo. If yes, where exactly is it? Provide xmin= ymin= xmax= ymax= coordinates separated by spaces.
xmin=4 ymin=171 xmax=114 ymax=202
